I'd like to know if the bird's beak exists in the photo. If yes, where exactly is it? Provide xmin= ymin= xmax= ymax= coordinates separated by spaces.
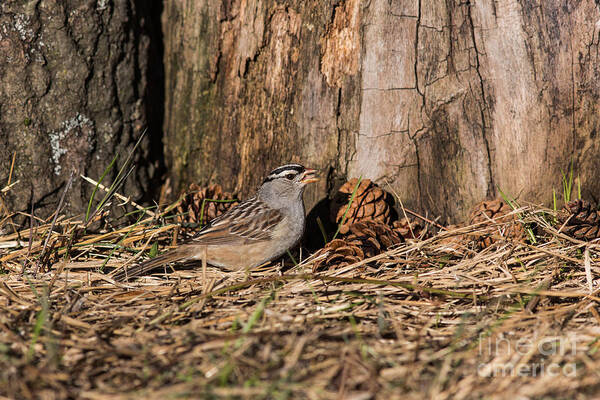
xmin=300 ymin=168 xmax=319 ymax=184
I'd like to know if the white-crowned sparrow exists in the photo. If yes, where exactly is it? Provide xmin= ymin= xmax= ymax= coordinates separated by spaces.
xmin=113 ymin=164 xmax=318 ymax=281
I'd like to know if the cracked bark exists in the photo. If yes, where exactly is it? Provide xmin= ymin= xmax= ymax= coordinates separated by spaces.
xmin=163 ymin=0 xmax=349 ymax=210
xmin=164 ymin=0 xmax=600 ymax=221
xmin=466 ymin=1 xmax=495 ymax=199
xmin=0 ymin=0 xmax=164 ymax=220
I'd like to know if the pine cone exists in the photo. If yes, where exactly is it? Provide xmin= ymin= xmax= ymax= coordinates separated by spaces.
xmin=330 ymin=178 xmax=395 ymax=233
xmin=557 ymin=199 xmax=600 ymax=240
xmin=313 ymin=239 xmax=364 ymax=271
xmin=392 ymin=217 xmax=430 ymax=240
xmin=313 ymin=220 xmax=403 ymax=272
xmin=176 ymin=183 xmax=239 ymax=229
xmin=468 ymin=199 xmax=526 ymax=248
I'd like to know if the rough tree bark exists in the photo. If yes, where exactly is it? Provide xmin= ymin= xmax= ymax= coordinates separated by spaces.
xmin=163 ymin=0 xmax=600 ymax=222
xmin=163 ymin=0 xmax=347 ymax=211
xmin=0 ymin=0 xmax=164 ymax=220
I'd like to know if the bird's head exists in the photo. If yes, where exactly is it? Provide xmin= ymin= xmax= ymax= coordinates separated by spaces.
xmin=258 ymin=164 xmax=319 ymax=206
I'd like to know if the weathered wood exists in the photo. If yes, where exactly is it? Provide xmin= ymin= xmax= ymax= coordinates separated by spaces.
xmin=163 ymin=0 xmax=348 ymax=210
xmin=162 ymin=0 xmax=600 ymax=221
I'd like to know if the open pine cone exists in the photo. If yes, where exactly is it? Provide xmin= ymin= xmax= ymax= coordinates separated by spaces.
xmin=468 ymin=199 xmax=526 ymax=248
xmin=313 ymin=220 xmax=403 ymax=272
xmin=176 ymin=183 xmax=239 ymax=229
xmin=330 ymin=178 xmax=395 ymax=234
xmin=392 ymin=216 xmax=430 ymax=240
xmin=557 ymin=199 xmax=600 ymax=241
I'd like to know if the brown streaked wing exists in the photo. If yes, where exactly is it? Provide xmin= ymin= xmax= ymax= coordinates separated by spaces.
xmin=188 ymin=198 xmax=284 ymax=245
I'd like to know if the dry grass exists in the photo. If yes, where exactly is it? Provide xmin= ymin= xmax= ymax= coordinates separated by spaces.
xmin=1 ymin=193 xmax=600 ymax=399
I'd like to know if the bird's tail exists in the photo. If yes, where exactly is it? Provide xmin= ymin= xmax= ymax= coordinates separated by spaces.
xmin=112 ymin=249 xmax=189 ymax=282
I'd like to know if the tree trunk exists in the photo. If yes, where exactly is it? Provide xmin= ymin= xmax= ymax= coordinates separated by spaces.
xmin=0 ymin=0 xmax=164 ymax=219
xmin=163 ymin=0 xmax=600 ymax=222
xmin=163 ymin=0 xmax=347 ymax=210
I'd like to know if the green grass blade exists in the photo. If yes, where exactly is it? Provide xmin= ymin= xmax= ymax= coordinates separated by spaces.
xmin=561 ymin=168 xmax=568 ymax=204
xmin=149 ymin=241 xmax=159 ymax=258
xmin=113 ymin=130 xmax=146 ymax=190
xmin=316 ymin=216 xmax=328 ymax=245
xmin=560 ymin=159 xmax=574 ymax=203
xmin=199 ymin=198 xmax=207 ymax=227
xmin=25 ymin=283 xmax=49 ymax=361
xmin=333 ymin=176 xmax=362 ymax=240
xmin=497 ymin=186 xmax=537 ymax=244
xmin=87 ymin=130 xmax=147 ymax=224
xmin=242 ymin=292 xmax=272 ymax=334
xmin=232 ymin=291 xmax=275 ymax=350
xmin=85 ymin=154 xmax=118 ymax=223
xmin=28 ymin=302 xmax=47 ymax=361
xmin=286 ymin=249 xmax=298 ymax=266
xmin=568 ymin=160 xmax=574 ymax=200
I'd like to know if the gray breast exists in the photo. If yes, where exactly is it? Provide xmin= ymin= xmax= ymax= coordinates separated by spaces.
xmin=258 ymin=199 xmax=305 ymax=266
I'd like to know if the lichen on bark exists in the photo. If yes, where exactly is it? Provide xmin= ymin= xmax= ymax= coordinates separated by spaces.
xmin=0 ymin=0 xmax=163 ymax=218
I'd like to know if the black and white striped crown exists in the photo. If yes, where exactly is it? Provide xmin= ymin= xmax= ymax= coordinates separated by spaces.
xmin=263 ymin=164 xmax=305 ymax=183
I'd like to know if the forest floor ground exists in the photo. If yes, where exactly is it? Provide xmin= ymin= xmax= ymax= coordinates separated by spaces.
xmin=1 ymin=195 xmax=600 ymax=400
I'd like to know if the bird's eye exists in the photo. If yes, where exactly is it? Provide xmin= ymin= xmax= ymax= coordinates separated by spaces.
xmin=285 ymin=173 xmax=295 ymax=180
